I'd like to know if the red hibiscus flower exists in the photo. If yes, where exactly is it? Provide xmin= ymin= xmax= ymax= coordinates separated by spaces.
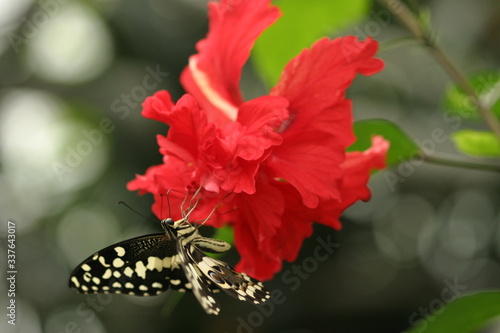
xmin=128 ymin=0 xmax=389 ymax=280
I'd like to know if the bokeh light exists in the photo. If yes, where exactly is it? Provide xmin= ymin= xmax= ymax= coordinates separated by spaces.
xmin=24 ymin=1 xmax=113 ymax=84
xmin=0 ymin=0 xmax=499 ymax=332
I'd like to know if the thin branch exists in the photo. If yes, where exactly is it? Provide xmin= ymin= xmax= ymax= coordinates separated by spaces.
xmin=378 ymin=0 xmax=500 ymax=140
xmin=420 ymin=153 xmax=500 ymax=173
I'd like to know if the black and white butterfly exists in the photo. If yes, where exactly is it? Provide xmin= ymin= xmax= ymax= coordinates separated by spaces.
xmin=68 ymin=212 xmax=270 ymax=315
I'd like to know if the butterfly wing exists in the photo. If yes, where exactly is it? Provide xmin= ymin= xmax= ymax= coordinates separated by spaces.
xmin=188 ymin=243 xmax=270 ymax=305
xmin=176 ymin=237 xmax=221 ymax=315
xmin=69 ymin=233 xmax=191 ymax=296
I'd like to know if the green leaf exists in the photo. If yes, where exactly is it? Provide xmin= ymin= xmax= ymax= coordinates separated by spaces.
xmin=211 ymin=224 xmax=234 ymax=245
xmin=407 ymin=291 xmax=500 ymax=333
xmin=451 ymin=130 xmax=500 ymax=157
xmin=444 ymin=71 xmax=500 ymax=120
xmin=349 ymin=119 xmax=419 ymax=166
xmin=252 ymin=0 xmax=371 ymax=87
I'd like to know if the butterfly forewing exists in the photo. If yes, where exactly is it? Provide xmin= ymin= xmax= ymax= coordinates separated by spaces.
xmin=69 ymin=216 xmax=271 ymax=315
xmin=69 ymin=233 xmax=191 ymax=296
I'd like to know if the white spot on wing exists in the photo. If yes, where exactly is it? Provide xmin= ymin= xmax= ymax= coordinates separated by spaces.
xmin=114 ymin=246 xmax=126 ymax=257
xmin=123 ymin=267 xmax=134 ymax=278
xmin=83 ymin=272 xmax=92 ymax=282
xmin=81 ymin=264 xmax=91 ymax=271
xmin=102 ymin=269 xmax=112 ymax=279
xmin=146 ymin=256 xmax=163 ymax=272
xmin=135 ymin=261 xmax=147 ymax=279
xmin=170 ymin=279 xmax=181 ymax=285
xmin=162 ymin=257 xmax=171 ymax=268
xmin=152 ymin=282 xmax=163 ymax=289
xmin=99 ymin=256 xmax=111 ymax=267
xmin=113 ymin=258 xmax=124 ymax=268
xmin=125 ymin=282 xmax=134 ymax=289
xmin=71 ymin=276 xmax=80 ymax=288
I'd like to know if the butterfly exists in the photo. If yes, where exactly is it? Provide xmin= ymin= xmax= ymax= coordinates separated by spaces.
xmin=68 ymin=206 xmax=270 ymax=315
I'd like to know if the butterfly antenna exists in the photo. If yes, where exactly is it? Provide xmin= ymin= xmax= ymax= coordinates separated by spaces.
xmin=165 ymin=190 xmax=173 ymax=218
xmin=188 ymin=184 xmax=204 ymax=211
xmin=184 ymin=194 xmax=201 ymax=224
xmin=180 ymin=191 xmax=189 ymax=219
xmin=159 ymin=193 xmax=164 ymax=219
xmin=180 ymin=181 xmax=205 ymax=221
xmin=117 ymin=201 xmax=156 ymax=223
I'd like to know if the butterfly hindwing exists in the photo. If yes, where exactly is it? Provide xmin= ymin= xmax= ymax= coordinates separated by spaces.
xmin=176 ymin=237 xmax=221 ymax=315
xmin=69 ymin=233 xmax=191 ymax=296
xmin=187 ymin=240 xmax=271 ymax=305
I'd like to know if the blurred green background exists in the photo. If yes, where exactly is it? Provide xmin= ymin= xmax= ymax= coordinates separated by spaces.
xmin=1 ymin=0 xmax=500 ymax=332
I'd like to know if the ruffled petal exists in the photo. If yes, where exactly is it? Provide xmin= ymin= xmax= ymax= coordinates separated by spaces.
xmin=235 ymin=95 xmax=289 ymax=160
xmin=271 ymin=37 xmax=383 ymax=141
xmin=127 ymin=164 xmax=166 ymax=196
xmin=127 ymin=156 xmax=223 ymax=223
xmin=268 ymin=102 xmax=353 ymax=208
xmin=233 ymin=182 xmax=316 ymax=280
xmin=340 ymin=135 xmax=389 ymax=203
xmin=267 ymin=37 xmax=384 ymax=208
xmin=262 ymin=182 xmax=314 ymax=263
xmin=202 ymin=96 xmax=288 ymax=194
xmin=232 ymin=178 xmax=285 ymax=279
xmin=142 ymin=90 xmax=175 ymax=124
xmin=181 ymin=0 xmax=280 ymax=124
xmin=317 ymin=135 xmax=389 ymax=229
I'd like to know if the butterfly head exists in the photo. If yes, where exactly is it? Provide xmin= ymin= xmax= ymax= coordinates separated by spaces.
xmin=161 ymin=217 xmax=196 ymax=237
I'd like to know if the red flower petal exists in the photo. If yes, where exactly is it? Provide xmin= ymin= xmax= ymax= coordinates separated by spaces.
xmin=317 ymin=135 xmax=389 ymax=229
xmin=142 ymin=90 xmax=175 ymax=124
xmin=266 ymin=182 xmax=315 ymax=263
xmin=155 ymin=94 xmax=216 ymax=164
xmin=127 ymin=156 xmax=221 ymax=223
xmin=201 ymin=95 xmax=288 ymax=194
xmin=232 ymin=178 xmax=285 ymax=279
xmin=233 ymin=181 xmax=315 ymax=280
xmin=180 ymin=0 xmax=280 ymax=124
xmin=271 ymin=37 xmax=383 ymax=137
xmin=340 ymin=135 xmax=389 ymax=203
xmin=235 ymin=95 xmax=289 ymax=160
xmin=267 ymin=37 xmax=384 ymax=208
xmin=268 ymin=102 xmax=353 ymax=208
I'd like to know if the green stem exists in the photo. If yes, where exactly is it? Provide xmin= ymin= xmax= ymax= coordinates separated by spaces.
xmin=421 ymin=153 xmax=500 ymax=173
xmin=378 ymin=0 xmax=500 ymax=141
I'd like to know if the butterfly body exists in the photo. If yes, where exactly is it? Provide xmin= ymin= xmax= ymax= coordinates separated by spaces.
xmin=69 ymin=217 xmax=270 ymax=315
